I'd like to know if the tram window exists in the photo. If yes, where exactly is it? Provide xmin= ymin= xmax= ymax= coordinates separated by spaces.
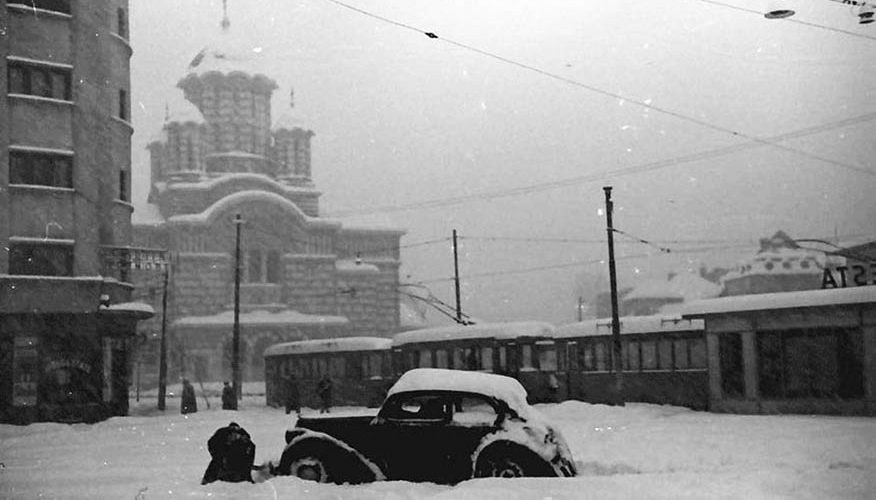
xmin=317 ymin=357 xmax=328 ymax=376
xmin=465 ymin=347 xmax=478 ymax=370
xmin=436 ymin=349 xmax=449 ymax=368
xmin=567 ymin=343 xmax=578 ymax=371
xmin=641 ymin=341 xmax=657 ymax=370
xmin=368 ymin=353 xmax=383 ymax=378
xmin=481 ymin=347 xmax=493 ymax=371
xmin=330 ymin=356 xmax=345 ymax=378
xmin=498 ymin=346 xmax=507 ymax=371
xmin=622 ymin=342 xmax=631 ymax=370
xmin=419 ymin=349 xmax=432 ymax=368
xmin=594 ymin=342 xmax=607 ymax=371
xmin=349 ymin=356 xmax=363 ymax=379
xmin=538 ymin=345 xmax=557 ymax=371
xmin=557 ymin=343 xmax=567 ymax=371
xmin=658 ymin=339 xmax=673 ymax=370
xmin=521 ymin=345 xmax=534 ymax=370
xmin=581 ymin=343 xmax=594 ymax=371
xmin=453 ymin=348 xmax=464 ymax=369
xmin=674 ymin=339 xmax=690 ymax=369
xmin=628 ymin=342 xmax=642 ymax=372
xmin=689 ymin=338 xmax=706 ymax=368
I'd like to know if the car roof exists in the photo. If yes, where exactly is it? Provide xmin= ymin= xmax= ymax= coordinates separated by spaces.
xmin=388 ymin=368 xmax=530 ymax=416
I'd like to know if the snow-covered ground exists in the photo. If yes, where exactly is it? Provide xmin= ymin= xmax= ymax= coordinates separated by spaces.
xmin=2 ymin=384 xmax=874 ymax=499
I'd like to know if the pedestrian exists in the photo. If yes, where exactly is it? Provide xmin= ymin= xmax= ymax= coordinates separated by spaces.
xmin=181 ymin=378 xmax=198 ymax=414
xmin=317 ymin=374 xmax=332 ymax=414
xmin=547 ymin=373 xmax=560 ymax=403
xmin=221 ymin=381 xmax=236 ymax=410
xmin=284 ymin=374 xmax=300 ymax=415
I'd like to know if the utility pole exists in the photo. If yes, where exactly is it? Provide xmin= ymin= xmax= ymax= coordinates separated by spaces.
xmin=231 ymin=213 xmax=245 ymax=409
xmin=157 ymin=262 xmax=169 ymax=411
xmin=452 ymin=229 xmax=462 ymax=324
xmin=603 ymin=186 xmax=624 ymax=405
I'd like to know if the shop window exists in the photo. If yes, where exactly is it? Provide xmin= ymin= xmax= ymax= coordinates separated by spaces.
xmin=9 ymin=242 xmax=73 ymax=276
xmin=689 ymin=337 xmax=706 ymax=368
xmin=10 ymin=150 xmax=73 ymax=188
xmin=719 ymin=334 xmax=744 ymax=397
xmin=8 ymin=62 xmax=71 ymax=100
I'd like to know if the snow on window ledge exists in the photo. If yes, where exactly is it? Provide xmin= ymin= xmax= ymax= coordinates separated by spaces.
xmin=6 ymin=4 xmax=72 ymax=19
xmin=7 ymin=93 xmax=74 ymax=106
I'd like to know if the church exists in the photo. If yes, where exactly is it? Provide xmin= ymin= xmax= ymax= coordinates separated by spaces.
xmin=132 ymin=10 xmax=404 ymax=383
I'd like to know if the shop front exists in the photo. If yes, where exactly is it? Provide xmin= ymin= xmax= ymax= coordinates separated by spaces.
xmin=683 ymin=287 xmax=876 ymax=415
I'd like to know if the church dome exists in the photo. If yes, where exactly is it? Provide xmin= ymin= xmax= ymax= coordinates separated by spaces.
xmin=273 ymin=108 xmax=309 ymax=131
xmin=164 ymin=91 xmax=205 ymax=125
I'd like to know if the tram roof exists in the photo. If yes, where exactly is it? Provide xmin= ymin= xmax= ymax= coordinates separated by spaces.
xmin=263 ymin=336 xmax=392 ymax=357
xmin=553 ymin=315 xmax=704 ymax=339
xmin=391 ymin=321 xmax=555 ymax=346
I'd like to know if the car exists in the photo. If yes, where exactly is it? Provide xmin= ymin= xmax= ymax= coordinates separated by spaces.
xmin=273 ymin=368 xmax=578 ymax=484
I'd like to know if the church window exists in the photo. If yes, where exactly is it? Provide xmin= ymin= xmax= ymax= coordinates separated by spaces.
xmin=247 ymin=249 xmax=262 ymax=283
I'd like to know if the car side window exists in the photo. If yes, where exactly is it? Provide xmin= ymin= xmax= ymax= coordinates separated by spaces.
xmin=451 ymin=396 xmax=498 ymax=426
xmin=383 ymin=394 xmax=448 ymax=422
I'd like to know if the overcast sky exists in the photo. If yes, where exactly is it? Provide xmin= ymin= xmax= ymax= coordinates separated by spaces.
xmin=129 ymin=0 xmax=876 ymax=324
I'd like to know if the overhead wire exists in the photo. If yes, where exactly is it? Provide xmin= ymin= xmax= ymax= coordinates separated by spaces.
xmin=320 ymin=0 xmax=876 ymax=191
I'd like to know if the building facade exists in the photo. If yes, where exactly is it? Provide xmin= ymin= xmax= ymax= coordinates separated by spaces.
xmin=132 ymin=13 xmax=404 ymax=384
xmin=1 ymin=0 xmax=153 ymax=424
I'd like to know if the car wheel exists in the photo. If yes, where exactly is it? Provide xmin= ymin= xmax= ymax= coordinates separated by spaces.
xmin=287 ymin=456 xmax=330 ymax=482
xmin=477 ymin=456 xmax=527 ymax=478
xmin=474 ymin=445 xmax=556 ymax=479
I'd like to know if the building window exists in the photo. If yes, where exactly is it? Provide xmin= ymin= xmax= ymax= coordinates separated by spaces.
xmin=9 ymin=150 xmax=73 ymax=188
xmin=8 ymin=63 xmax=71 ymax=101
xmin=118 ymin=89 xmax=128 ymax=121
xmin=8 ymin=0 xmax=71 ymax=14
xmin=9 ymin=242 xmax=74 ymax=276
xmin=117 ymin=8 xmax=128 ymax=38
xmin=118 ymin=169 xmax=128 ymax=201
xmin=245 ymin=249 xmax=281 ymax=283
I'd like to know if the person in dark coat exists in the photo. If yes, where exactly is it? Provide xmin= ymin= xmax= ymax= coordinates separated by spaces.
xmin=201 ymin=422 xmax=255 ymax=484
xmin=181 ymin=378 xmax=197 ymax=414
xmin=284 ymin=374 xmax=300 ymax=415
xmin=317 ymin=374 xmax=333 ymax=414
xmin=221 ymin=381 xmax=236 ymax=410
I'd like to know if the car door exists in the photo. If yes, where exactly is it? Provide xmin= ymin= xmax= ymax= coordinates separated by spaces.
xmin=372 ymin=392 xmax=453 ymax=482
xmin=438 ymin=393 xmax=503 ymax=482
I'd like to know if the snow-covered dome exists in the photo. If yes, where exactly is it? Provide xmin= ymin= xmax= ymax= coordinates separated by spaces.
xmin=273 ymin=108 xmax=309 ymax=131
xmin=723 ymin=247 xmax=826 ymax=282
xmin=185 ymin=22 xmax=268 ymax=80
xmin=164 ymin=91 xmax=204 ymax=125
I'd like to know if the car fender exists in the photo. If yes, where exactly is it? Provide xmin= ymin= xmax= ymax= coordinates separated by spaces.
xmin=280 ymin=429 xmax=386 ymax=482
xmin=471 ymin=423 xmax=570 ymax=477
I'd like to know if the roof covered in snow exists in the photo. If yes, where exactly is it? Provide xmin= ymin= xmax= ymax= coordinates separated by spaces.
xmin=98 ymin=301 xmax=155 ymax=319
xmin=174 ymin=309 xmax=348 ymax=327
xmin=392 ymin=321 xmax=555 ymax=346
xmin=335 ymin=260 xmax=379 ymax=273
xmin=183 ymin=22 xmax=274 ymax=84
xmin=554 ymin=314 xmax=704 ymax=338
xmin=264 ymin=336 xmax=391 ymax=357
xmin=683 ymin=286 xmax=876 ymax=316
xmin=388 ymin=368 xmax=530 ymax=415
xmin=164 ymin=91 xmax=204 ymax=125
xmin=132 ymin=203 xmax=165 ymax=225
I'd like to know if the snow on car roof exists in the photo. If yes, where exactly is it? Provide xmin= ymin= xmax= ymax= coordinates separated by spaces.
xmin=554 ymin=314 xmax=704 ymax=338
xmin=392 ymin=321 xmax=555 ymax=346
xmin=264 ymin=337 xmax=391 ymax=357
xmin=387 ymin=368 xmax=530 ymax=415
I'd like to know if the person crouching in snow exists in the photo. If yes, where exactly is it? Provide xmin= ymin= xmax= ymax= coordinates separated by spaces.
xmin=201 ymin=422 xmax=256 ymax=484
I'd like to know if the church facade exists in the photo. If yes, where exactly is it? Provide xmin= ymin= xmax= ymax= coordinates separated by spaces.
xmin=133 ymin=15 xmax=404 ymax=383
